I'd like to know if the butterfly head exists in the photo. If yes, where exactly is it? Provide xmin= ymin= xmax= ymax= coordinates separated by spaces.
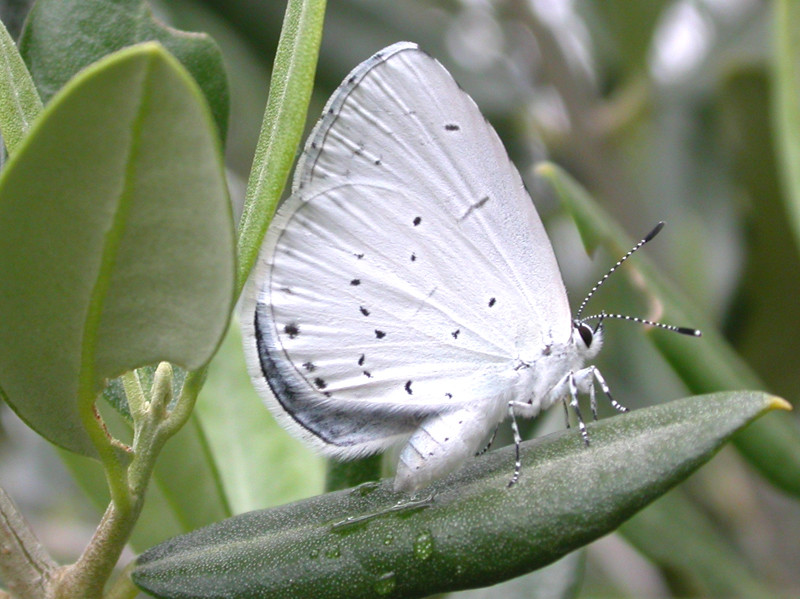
xmin=572 ymin=317 xmax=604 ymax=360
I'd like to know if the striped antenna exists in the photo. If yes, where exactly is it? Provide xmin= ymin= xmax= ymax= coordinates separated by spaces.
xmin=580 ymin=312 xmax=701 ymax=337
xmin=575 ymin=221 xmax=665 ymax=319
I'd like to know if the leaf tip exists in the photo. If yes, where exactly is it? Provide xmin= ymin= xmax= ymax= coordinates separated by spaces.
xmin=533 ymin=160 xmax=558 ymax=181
xmin=768 ymin=395 xmax=793 ymax=412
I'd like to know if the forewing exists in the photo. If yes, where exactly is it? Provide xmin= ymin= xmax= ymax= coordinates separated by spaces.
xmin=242 ymin=42 xmax=571 ymax=457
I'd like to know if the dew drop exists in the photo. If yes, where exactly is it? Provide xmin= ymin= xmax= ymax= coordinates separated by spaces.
xmin=413 ymin=531 xmax=434 ymax=561
xmin=374 ymin=572 xmax=396 ymax=595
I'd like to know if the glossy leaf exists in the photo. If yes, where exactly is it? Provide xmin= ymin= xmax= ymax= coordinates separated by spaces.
xmin=19 ymin=0 xmax=229 ymax=139
xmin=0 ymin=43 xmax=234 ymax=456
xmin=133 ymin=391 xmax=785 ymax=599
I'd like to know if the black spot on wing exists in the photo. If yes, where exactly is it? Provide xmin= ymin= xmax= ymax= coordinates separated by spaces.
xmin=350 ymin=278 xmax=361 ymax=286
xmin=444 ymin=123 xmax=460 ymax=131
xmin=302 ymin=362 xmax=316 ymax=372
xmin=412 ymin=216 xmax=422 ymax=226
xmin=360 ymin=306 xmax=370 ymax=316
xmin=284 ymin=323 xmax=299 ymax=339
xmin=314 ymin=377 xmax=327 ymax=390
xmin=452 ymin=329 xmax=460 ymax=339
xmin=405 ymin=381 xmax=413 ymax=395
xmin=358 ymin=354 xmax=365 ymax=366
xmin=375 ymin=329 xmax=386 ymax=339
xmin=488 ymin=297 xmax=496 ymax=308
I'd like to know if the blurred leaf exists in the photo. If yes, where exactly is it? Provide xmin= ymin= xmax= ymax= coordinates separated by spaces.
xmin=0 ymin=16 xmax=41 ymax=154
xmin=586 ymin=0 xmax=669 ymax=82
xmin=133 ymin=391 xmax=784 ymax=599
xmin=195 ymin=323 xmax=324 ymax=514
xmin=0 ymin=43 xmax=234 ymax=456
xmin=19 ymin=0 xmax=229 ymax=139
xmin=538 ymin=161 xmax=800 ymax=498
xmin=773 ymin=0 xmax=800 ymax=253
xmin=621 ymin=490 xmax=770 ymax=598
xmin=719 ymin=67 xmax=800 ymax=406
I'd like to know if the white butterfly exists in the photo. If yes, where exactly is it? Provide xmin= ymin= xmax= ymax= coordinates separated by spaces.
xmin=241 ymin=42 xmax=697 ymax=492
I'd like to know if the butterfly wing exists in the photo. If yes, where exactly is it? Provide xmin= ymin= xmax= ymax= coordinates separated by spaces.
xmin=242 ymin=42 xmax=572 ymax=459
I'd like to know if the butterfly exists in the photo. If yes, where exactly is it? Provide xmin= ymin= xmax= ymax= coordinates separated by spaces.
xmin=241 ymin=42 xmax=699 ymax=492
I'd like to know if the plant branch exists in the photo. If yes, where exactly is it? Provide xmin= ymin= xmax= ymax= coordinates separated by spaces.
xmin=0 ymin=486 xmax=58 ymax=598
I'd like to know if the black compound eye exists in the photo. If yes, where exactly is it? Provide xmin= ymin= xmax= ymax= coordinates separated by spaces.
xmin=578 ymin=323 xmax=593 ymax=347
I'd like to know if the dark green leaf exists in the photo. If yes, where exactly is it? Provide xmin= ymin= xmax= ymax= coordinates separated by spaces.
xmin=133 ymin=392 xmax=785 ymax=599
xmin=19 ymin=0 xmax=229 ymax=139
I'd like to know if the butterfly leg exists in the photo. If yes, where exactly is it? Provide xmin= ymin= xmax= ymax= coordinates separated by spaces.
xmin=590 ymin=366 xmax=628 ymax=413
xmin=475 ymin=424 xmax=499 ymax=456
xmin=506 ymin=403 xmax=523 ymax=487
xmin=568 ymin=371 xmax=590 ymax=446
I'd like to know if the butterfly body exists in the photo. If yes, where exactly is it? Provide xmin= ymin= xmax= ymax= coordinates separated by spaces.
xmin=243 ymin=42 xmax=603 ymax=491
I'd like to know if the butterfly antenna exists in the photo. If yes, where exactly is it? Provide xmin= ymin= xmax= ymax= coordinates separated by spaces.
xmin=575 ymin=221 xmax=665 ymax=319
xmin=581 ymin=311 xmax=701 ymax=337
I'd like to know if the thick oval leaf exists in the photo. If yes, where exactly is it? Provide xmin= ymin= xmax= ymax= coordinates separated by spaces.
xmin=0 ymin=43 xmax=234 ymax=456
xmin=0 ymin=17 xmax=42 ymax=154
xmin=19 ymin=0 xmax=229 ymax=139
xmin=133 ymin=391 xmax=785 ymax=599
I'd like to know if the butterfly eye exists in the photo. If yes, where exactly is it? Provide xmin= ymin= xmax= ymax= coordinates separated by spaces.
xmin=577 ymin=323 xmax=594 ymax=348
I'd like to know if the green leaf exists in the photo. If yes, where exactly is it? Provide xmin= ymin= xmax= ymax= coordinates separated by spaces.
xmin=587 ymin=0 xmax=669 ymax=79
xmin=718 ymin=67 xmax=800 ymax=415
xmin=0 ymin=17 xmax=42 ymax=154
xmin=236 ymin=0 xmax=327 ymax=294
xmin=537 ymin=161 xmax=800 ymax=497
xmin=132 ymin=392 xmax=784 ymax=599
xmin=19 ymin=0 xmax=229 ymax=140
xmin=621 ymin=490 xmax=772 ymax=597
xmin=773 ymin=0 xmax=800 ymax=253
xmin=0 ymin=43 xmax=234 ymax=456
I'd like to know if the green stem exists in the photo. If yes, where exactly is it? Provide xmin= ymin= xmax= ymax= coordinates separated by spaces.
xmin=52 ymin=501 xmax=138 ymax=599
xmin=236 ymin=0 xmax=327 ymax=295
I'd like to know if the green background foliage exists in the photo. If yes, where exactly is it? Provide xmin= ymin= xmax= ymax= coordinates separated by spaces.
xmin=1 ymin=1 xmax=799 ymax=598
